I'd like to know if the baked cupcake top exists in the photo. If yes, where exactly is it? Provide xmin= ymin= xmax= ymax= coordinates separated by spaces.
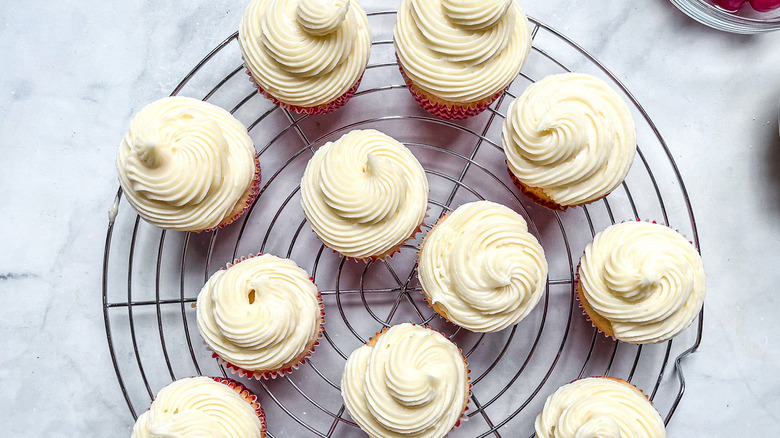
xmin=418 ymin=201 xmax=548 ymax=332
xmin=578 ymin=221 xmax=705 ymax=343
xmin=239 ymin=0 xmax=371 ymax=108
xmin=131 ymin=377 xmax=265 ymax=438
xmin=535 ymin=377 xmax=666 ymax=438
xmin=341 ymin=323 xmax=469 ymax=438
xmin=116 ymin=97 xmax=256 ymax=231
xmin=300 ymin=129 xmax=429 ymax=259
xmin=503 ymin=73 xmax=637 ymax=206
xmin=394 ymin=0 xmax=532 ymax=104
xmin=196 ymin=254 xmax=321 ymax=373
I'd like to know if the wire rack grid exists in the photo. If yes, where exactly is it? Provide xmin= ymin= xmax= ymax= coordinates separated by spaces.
xmin=103 ymin=10 xmax=703 ymax=437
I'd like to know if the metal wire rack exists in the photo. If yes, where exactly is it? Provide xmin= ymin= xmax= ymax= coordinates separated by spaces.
xmin=103 ymin=10 xmax=703 ymax=437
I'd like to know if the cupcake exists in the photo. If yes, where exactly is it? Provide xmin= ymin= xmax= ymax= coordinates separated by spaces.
xmin=300 ymin=129 xmax=429 ymax=261
xmin=116 ymin=96 xmax=260 ymax=232
xmin=535 ymin=377 xmax=666 ymax=438
xmin=341 ymin=323 xmax=470 ymax=438
xmin=394 ymin=0 xmax=532 ymax=119
xmin=239 ymin=0 xmax=371 ymax=114
xmin=577 ymin=221 xmax=706 ymax=344
xmin=503 ymin=73 xmax=637 ymax=210
xmin=196 ymin=254 xmax=324 ymax=379
xmin=417 ymin=201 xmax=548 ymax=333
xmin=131 ymin=376 xmax=267 ymax=437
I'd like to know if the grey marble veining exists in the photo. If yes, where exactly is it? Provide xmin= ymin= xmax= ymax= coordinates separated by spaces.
xmin=1 ymin=0 xmax=779 ymax=435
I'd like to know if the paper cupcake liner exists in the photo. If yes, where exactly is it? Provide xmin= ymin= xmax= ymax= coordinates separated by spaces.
xmin=397 ymin=60 xmax=502 ymax=120
xmin=505 ymin=162 xmax=618 ymax=212
xmin=207 ymin=254 xmax=326 ymax=380
xmin=575 ymin=219 xmax=695 ymax=344
xmin=200 ymin=155 xmax=262 ymax=233
xmin=314 ymin=208 xmax=429 ymax=263
xmin=210 ymin=376 xmax=268 ymax=436
xmin=244 ymin=65 xmax=362 ymax=115
xmin=364 ymin=324 xmax=472 ymax=428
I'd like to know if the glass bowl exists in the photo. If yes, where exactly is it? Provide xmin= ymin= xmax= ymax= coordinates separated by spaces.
xmin=670 ymin=0 xmax=780 ymax=33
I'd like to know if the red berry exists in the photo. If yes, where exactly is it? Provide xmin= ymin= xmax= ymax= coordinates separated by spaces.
xmin=749 ymin=0 xmax=780 ymax=12
xmin=712 ymin=0 xmax=747 ymax=11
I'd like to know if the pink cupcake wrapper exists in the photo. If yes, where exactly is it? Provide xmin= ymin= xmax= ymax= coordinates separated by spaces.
xmin=206 ymin=254 xmax=326 ymax=380
xmin=397 ymin=60 xmax=503 ymax=120
xmin=312 ymin=208 xmax=430 ymax=263
xmin=244 ymin=65 xmax=363 ymax=115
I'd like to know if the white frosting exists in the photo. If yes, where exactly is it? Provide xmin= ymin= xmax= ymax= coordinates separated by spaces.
xmin=341 ymin=324 xmax=469 ymax=438
xmin=300 ymin=129 xmax=429 ymax=259
xmin=579 ymin=221 xmax=706 ymax=343
xmin=116 ymin=97 xmax=256 ymax=231
xmin=535 ymin=378 xmax=666 ymax=438
xmin=239 ymin=0 xmax=370 ymax=107
xmin=131 ymin=377 xmax=265 ymax=438
xmin=394 ymin=0 xmax=531 ymax=103
xmin=196 ymin=254 xmax=321 ymax=372
xmin=418 ymin=201 xmax=548 ymax=332
xmin=503 ymin=73 xmax=637 ymax=206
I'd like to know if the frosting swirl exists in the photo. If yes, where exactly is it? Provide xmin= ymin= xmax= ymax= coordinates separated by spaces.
xmin=503 ymin=73 xmax=637 ymax=206
xmin=393 ymin=0 xmax=531 ymax=103
xmin=116 ymin=97 xmax=256 ymax=231
xmin=196 ymin=254 xmax=321 ymax=372
xmin=534 ymin=377 xmax=666 ymax=438
xmin=341 ymin=324 xmax=469 ymax=438
xmin=418 ymin=201 xmax=548 ymax=332
xmin=131 ymin=377 xmax=265 ymax=438
xmin=578 ymin=221 xmax=705 ymax=343
xmin=300 ymin=129 xmax=429 ymax=259
xmin=239 ymin=0 xmax=370 ymax=106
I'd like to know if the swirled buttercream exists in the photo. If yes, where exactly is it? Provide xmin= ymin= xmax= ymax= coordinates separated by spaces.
xmin=300 ymin=129 xmax=429 ymax=259
xmin=393 ymin=0 xmax=531 ymax=103
xmin=131 ymin=377 xmax=265 ymax=438
xmin=503 ymin=73 xmax=637 ymax=207
xmin=341 ymin=324 xmax=469 ymax=438
xmin=418 ymin=201 xmax=548 ymax=332
xmin=535 ymin=377 xmax=665 ymax=438
xmin=196 ymin=254 xmax=322 ymax=374
xmin=116 ymin=97 xmax=256 ymax=231
xmin=578 ymin=221 xmax=705 ymax=343
xmin=239 ymin=0 xmax=370 ymax=107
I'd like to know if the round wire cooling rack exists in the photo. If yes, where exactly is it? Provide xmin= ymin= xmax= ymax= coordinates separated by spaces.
xmin=103 ymin=10 xmax=704 ymax=437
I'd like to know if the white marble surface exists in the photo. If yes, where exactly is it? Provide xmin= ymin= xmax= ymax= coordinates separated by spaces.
xmin=1 ymin=0 xmax=779 ymax=436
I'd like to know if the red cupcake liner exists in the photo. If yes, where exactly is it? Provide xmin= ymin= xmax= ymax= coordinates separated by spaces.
xmin=211 ymin=376 xmax=268 ymax=436
xmin=200 ymin=155 xmax=262 ymax=233
xmin=245 ymin=66 xmax=362 ymax=115
xmin=397 ymin=60 xmax=503 ymax=120
xmin=208 ymin=254 xmax=326 ymax=379
xmin=314 ymin=207 xmax=429 ymax=263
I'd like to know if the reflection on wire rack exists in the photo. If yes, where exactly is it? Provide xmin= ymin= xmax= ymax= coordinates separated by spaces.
xmin=103 ymin=11 xmax=703 ymax=438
